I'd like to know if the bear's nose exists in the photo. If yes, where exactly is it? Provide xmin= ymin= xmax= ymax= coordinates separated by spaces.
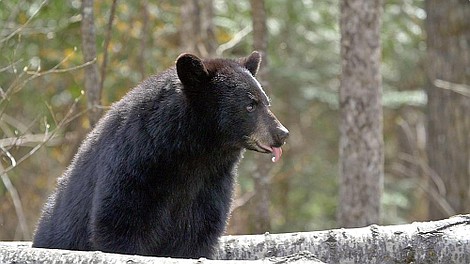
xmin=275 ymin=126 xmax=289 ymax=144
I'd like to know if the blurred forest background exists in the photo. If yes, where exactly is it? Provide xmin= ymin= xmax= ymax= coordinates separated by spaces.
xmin=0 ymin=0 xmax=468 ymax=241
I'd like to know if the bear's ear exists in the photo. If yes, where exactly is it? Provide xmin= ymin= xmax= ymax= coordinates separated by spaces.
xmin=240 ymin=51 xmax=262 ymax=77
xmin=176 ymin=53 xmax=209 ymax=87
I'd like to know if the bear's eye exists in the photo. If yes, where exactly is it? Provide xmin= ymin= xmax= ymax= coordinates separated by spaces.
xmin=246 ymin=102 xmax=256 ymax=113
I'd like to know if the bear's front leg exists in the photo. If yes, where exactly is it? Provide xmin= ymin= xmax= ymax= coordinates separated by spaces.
xmin=89 ymin=180 xmax=157 ymax=255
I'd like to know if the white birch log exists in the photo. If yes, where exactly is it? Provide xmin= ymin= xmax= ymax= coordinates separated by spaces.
xmin=216 ymin=214 xmax=470 ymax=263
xmin=0 ymin=242 xmax=324 ymax=263
xmin=1 ymin=215 xmax=468 ymax=263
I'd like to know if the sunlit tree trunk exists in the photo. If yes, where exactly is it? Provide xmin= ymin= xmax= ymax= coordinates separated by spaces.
xmin=338 ymin=0 xmax=384 ymax=227
xmin=249 ymin=0 xmax=271 ymax=233
xmin=81 ymin=0 xmax=102 ymax=127
xmin=425 ymin=0 xmax=470 ymax=220
xmin=180 ymin=0 xmax=216 ymax=57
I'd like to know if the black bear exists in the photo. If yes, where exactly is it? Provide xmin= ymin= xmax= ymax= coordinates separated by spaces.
xmin=32 ymin=51 xmax=289 ymax=259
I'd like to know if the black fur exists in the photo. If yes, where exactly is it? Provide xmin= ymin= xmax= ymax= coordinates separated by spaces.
xmin=32 ymin=52 xmax=288 ymax=258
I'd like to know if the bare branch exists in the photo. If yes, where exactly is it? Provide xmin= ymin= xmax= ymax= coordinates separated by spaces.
xmin=0 ymin=0 xmax=48 ymax=46
xmin=0 ymin=134 xmax=62 ymax=148
xmin=4 ymin=53 xmax=96 ymax=101
xmin=394 ymin=116 xmax=457 ymax=217
xmin=0 ymin=163 xmax=30 ymax=240
xmin=0 ymin=94 xmax=84 ymax=178
xmin=434 ymin=79 xmax=470 ymax=97
xmin=392 ymin=158 xmax=456 ymax=216
xmin=0 ymin=0 xmax=26 ymax=40
xmin=0 ymin=113 xmax=30 ymax=135
xmin=398 ymin=152 xmax=447 ymax=196
xmin=0 ymin=59 xmax=23 ymax=73
xmin=231 ymin=191 xmax=255 ymax=212
xmin=216 ymin=25 xmax=252 ymax=56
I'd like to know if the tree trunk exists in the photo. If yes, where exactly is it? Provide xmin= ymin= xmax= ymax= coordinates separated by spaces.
xmin=249 ymin=0 xmax=271 ymax=234
xmin=250 ymin=0 xmax=268 ymax=63
xmin=425 ymin=0 xmax=470 ymax=220
xmin=2 ymin=215 xmax=469 ymax=263
xmin=99 ymin=0 xmax=117 ymax=90
xmin=138 ymin=1 xmax=149 ymax=80
xmin=338 ymin=0 xmax=384 ymax=227
xmin=180 ymin=0 xmax=216 ymax=57
xmin=81 ymin=0 xmax=102 ymax=127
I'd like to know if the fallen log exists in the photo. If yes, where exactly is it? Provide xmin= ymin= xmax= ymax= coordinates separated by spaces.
xmin=1 ymin=215 xmax=468 ymax=263
xmin=216 ymin=214 xmax=470 ymax=263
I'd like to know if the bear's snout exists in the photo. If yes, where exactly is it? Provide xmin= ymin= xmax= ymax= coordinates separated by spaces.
xmin=273 ymin=125 xmax=289 ymax=147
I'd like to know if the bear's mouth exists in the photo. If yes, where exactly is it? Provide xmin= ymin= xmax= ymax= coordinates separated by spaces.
xmin=255 ymin=142 xmax=283 ymax=163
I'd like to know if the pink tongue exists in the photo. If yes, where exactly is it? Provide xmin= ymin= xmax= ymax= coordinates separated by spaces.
xmin=271 ymin=147 xmax=283 ymax=163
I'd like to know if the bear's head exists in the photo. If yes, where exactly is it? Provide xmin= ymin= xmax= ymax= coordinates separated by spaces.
xmin=176 ymin=51 xmax=289 ymax=162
